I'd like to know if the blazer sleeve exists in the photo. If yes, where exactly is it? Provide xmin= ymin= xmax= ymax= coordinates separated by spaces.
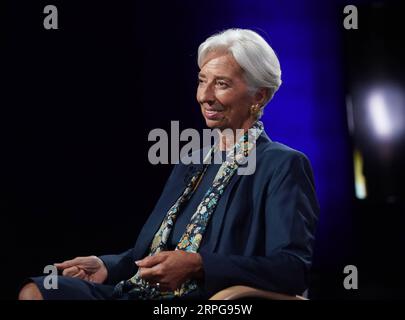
xmin=198 ymin=152 xmax=319 ymax=297
xmin=99 ymin=249 xmax=137 ymax=285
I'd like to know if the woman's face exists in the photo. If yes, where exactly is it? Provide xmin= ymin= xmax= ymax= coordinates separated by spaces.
xmin=197 ymin=51 xmax=261 ymax=131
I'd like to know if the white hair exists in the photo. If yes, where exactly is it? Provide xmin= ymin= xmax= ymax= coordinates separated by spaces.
xmin=198 ymin=28 xmax=282 ymax=118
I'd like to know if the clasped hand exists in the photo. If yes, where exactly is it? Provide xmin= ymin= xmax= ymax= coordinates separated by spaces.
xmin=136 ymin=250 xmax=204 ymax=291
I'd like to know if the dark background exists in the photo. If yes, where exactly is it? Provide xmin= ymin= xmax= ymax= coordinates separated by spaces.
xmin=2 ymin=0 xmax=405 ymax=300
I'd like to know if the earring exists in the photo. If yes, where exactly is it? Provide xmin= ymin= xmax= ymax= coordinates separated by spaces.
xmin=250 ymin=104 xmax=261 ymax=117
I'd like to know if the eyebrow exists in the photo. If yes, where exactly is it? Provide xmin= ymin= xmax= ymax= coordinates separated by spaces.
xmin=198 ymin=73 xmax=233 ymax=82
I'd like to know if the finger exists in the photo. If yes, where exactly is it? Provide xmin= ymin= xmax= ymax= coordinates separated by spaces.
xmin=54 ymin=263 xmax=65 ymax=270
xmin=72 ymin=269 xmax=86 ymax=279
xmin=62 ymin=266 xmax=80 ymax=277
xmin=159 ymin=283 xmax=171 ymax=292
xmin=136 ymin=254 xmax=166 ymax=268
xmin=138 ymin=265 xmax=161 ymax=282
xmin=55 ymin=257 xmax=86 ymax=269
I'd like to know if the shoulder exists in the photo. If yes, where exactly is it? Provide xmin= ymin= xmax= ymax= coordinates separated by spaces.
xmin=255 ymin=138 xmax=317 ymax=199
xmin=257 ymin=134 xmax=311 ymax=173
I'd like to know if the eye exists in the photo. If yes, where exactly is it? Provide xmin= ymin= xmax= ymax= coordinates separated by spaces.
xmin=198 ymin=78 xmax=205 ymax=85
xmin=216 ymin=80 xmax=229 ymax=88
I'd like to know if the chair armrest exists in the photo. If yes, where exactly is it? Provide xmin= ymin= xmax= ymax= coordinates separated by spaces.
xmin=209 ymin=285 xmax=307 ymax=300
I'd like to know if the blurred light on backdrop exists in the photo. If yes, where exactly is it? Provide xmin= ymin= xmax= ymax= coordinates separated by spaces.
xmin=353 ymin=148 xmax=367 ymax=200
xmin=368 ymin=91 xmax=392 ymax=139
xmin=366 ymin=86 xmax=405 ymax=142
xmin=348 ymin=83 xmax=405 ymax=201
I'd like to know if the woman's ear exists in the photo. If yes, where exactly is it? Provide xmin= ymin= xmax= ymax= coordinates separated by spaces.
xmin=253 ymin=88 xmax=268 ymax=106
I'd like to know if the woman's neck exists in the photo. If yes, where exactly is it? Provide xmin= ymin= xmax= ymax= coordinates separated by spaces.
xmin=218 ymin=119 xmax=256 ymax=151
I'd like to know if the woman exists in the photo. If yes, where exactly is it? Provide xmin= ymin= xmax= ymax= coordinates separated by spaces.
xmin=19 ymin=28 xmax=319 ymax=300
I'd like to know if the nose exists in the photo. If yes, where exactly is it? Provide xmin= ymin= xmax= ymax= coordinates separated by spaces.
xmin=197 ymin=82 xmax=215 ymax=106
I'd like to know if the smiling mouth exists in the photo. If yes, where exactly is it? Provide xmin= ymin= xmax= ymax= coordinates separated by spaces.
xmin=204 ymin=109 xmax=224 ymax=120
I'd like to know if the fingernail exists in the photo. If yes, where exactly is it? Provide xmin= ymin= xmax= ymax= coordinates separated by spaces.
xmin=135 ymin=260 xmax=141 ymax=265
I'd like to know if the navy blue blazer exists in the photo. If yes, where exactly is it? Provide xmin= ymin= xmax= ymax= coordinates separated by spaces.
xmin=100 ymin=131 xmax=319 ymax=299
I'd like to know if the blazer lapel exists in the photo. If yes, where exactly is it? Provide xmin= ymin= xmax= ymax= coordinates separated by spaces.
xmin=200 ymin=131 xmax=271 ymax=253
xmin=201 ymin=172 xmax=242 ymax=253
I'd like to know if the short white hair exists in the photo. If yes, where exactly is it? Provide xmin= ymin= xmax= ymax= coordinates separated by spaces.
xmin=198 ymin=28 xmax=282 ymax=118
